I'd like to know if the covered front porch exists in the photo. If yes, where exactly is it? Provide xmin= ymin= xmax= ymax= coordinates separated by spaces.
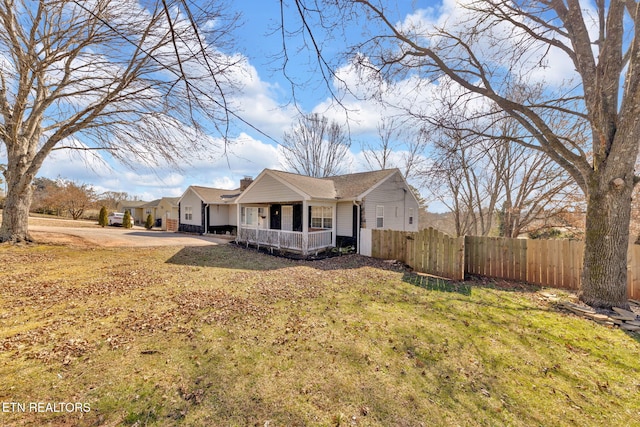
xmin=237 ymin=227 xmax=333 ymax=254
xmin=235 ymin=201 xmax=336 ymax=255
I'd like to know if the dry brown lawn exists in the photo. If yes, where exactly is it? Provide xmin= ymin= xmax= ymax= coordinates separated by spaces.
xmin=0 ymin=240 xmax=639 ymax=426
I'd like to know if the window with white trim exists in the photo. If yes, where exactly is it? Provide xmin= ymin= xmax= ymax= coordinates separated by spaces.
xmin=241 ymin=207 xmax=259 ymax=227
xmin=311 ymin=206 xmax=333 ymax=229
xmin=184 ymin=206 xmax=193 ymax=221
xmin=409 ymin=208 xmax=414 ymax=225
xmin=376 ymin=205 xmax=384 ymax=228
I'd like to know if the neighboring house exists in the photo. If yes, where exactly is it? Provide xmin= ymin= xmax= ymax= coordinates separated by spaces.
xmin=178 ymin=178 xmax=253 ymax=235
xmin=117 ymin=200 xmax=147 ymax=226
xmin=141 ymin=197 xmax=179 ymax=230
xmin=234 ymin=168 xmax=419 ymax=256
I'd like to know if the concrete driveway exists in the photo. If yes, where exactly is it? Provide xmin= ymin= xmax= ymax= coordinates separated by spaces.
xmin=29 ymin=223 xmax=232 ymax=248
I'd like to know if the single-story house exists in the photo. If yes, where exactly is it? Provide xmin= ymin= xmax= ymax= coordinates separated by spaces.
xmin=117 ymin=200 xmax=147 ymax=226
xmin=237 ymin=168 xmax=419 ymax=255
xmin=141 ymin=197 xmax=179 ymax=230
xmin=177 ymin=168 xmax=419 ymax=255
xmin=177 ymin=177 xmax=253 ymax=235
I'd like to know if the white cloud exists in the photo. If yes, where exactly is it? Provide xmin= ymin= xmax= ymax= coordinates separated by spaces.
xmin=28 ymin=132 xmax=281 ymax=201
xmin=398 ymin=2 xmax=581 ymax=89
xmin=310 ymin=59 xmax=442 ymax=137
xmin=38 ymin=140 xmax=114 ymax=181
xmin=227 ymin=57 xmax=298 ymax=140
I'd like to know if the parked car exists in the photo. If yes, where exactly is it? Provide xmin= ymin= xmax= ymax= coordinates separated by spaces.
xmin=107 ymin=212 xmax=131 ymax=226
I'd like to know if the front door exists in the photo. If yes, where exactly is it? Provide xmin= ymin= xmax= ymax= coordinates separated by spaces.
xmin=270 ymin=204 xmax=281 ymax=229
xmin=282 ymin=205 xmax=293 ymax=231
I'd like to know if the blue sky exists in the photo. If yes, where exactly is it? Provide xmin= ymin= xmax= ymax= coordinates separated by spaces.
xmin=3 ymin=0 xmax=577 ymax=210
xmin=26 ymin=0 xmax=438 ymax=203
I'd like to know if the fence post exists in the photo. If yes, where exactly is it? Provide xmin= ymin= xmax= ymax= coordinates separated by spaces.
xmin=457 ymin=236 xmax=465 ymax=280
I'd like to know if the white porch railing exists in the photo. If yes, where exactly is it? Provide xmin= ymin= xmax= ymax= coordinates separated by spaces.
xmin=308 ymin=229 xmax=332 ymax=251
xmin=237 ymin=227 xmax=332 ymax=254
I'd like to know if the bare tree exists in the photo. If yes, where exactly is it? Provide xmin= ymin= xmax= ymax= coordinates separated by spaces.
xmin=31 ymin=177 xmax=60 ymax=215
xmin=363 ymin=117 xmax=399 ymax=170
xmin=424 ymin=126 xmax=501 ymax=237
xmin=286 ymin=0 xmax=638 ymax=309
xmin=43 ymin=179 xmax=96 ymax=220
xmin=424 ymin=106 xmax=577 ymax=239
xmin=96 ymin=191 xmax=130 ymax=212
xmin=280 ymin=113 xmax=351 ymax=177
xmin=363 ymin=118 xmax=428 ymax=179
xmin=0 ymin=0 xmax=238 ymax=242
xmin=495 ymin=142 xmax=576 ymax=239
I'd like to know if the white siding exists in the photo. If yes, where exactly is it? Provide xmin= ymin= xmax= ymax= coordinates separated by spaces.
xmin=240 ymin=174 xmax=303 ymax=203
xmin=362 ymin=172 xmax=419 ymax=232
xmin=229 ymin=205 xmax=238 ymax=226
xmin=336 ymin=202 xmax=353 ymax=236
xmin=180 ymin=189 xmax=203 ymax=226
xmin=158 ymin=200 xmax=178 ymax=221
xmin=209 ymin=205 xmax=230 ymax=226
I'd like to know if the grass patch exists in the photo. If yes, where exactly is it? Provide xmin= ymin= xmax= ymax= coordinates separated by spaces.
xmin=0 ymin=243 xmax=639 ymax=426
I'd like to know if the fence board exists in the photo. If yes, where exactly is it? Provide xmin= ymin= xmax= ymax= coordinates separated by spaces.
xmin=628 ymin=244 xmax=640 ymax=299
xmin=466 ymin=236 xmax=475 ymax=274
xmin=504 ymin=238 xmax=512 ymax=280
xmin=549 ymin=240 xmax=558 ymax=287
xmin=573 ymin=241 xmax=584 ymax=289
xmin=370 ymin=228 xmax=464 ymax=281
xmin=473 ymin=236 xmax=480 ymax=275
xmin=371 ymin=230 xmax=379 ymax=259
xmin=371 ymin=230 xmax=640 ymax=298
xmin=526 ymin=239 xmax=536 ymax=284
xmin=518 ymin=239 xmax=528 ymax=281
xmin=415 ymin=229 xmax=424 ymax=272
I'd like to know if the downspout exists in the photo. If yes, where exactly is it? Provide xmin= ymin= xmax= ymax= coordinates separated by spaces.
xmin=354 ymin=200 xmax=362 ymax=254
xmin=235 ymin=203 xmax=241 ymax=244
xmin=403 ymin=188 xmax=407 ymax=232
xmin=203 ymin=203 xmax=209 ymax=235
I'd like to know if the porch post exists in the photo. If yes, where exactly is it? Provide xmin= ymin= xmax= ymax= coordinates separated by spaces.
xmin=204 ymin=204 xmax=209 ymax=234
xmin=332 ymin=203 xmax=337 ymax=247
xmin=302 ymin=200 xmax=309 ymax=255
xmin=236 ymin=203 xmax=242 ymax=243
xmin=356 ymin=202 xmax=362 ymax=255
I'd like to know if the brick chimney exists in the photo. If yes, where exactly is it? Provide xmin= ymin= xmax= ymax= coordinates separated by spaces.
xmin=240 ymin=176 xmax=253 ymax=191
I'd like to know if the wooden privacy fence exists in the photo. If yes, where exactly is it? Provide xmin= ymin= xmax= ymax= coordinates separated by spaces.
xmin=371 ymin=228 xmax=465 ymax=280
xmin=371 ymin=229 xmax=640 ymax=300
xmin=464 ymin=236 xmax=584 ymax=290
xmin=166 ymin=218 xmax=179 ymax=232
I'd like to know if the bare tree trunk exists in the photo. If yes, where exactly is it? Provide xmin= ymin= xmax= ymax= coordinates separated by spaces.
xmin=581 ymin=175 xmax=633 ymax=309
xmin=0 ymin=181 xmax=33 ymax=243
xmin=0 ymin=0 xmax=238 ymax=243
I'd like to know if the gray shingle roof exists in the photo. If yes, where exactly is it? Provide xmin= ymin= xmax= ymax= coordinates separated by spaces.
xmin=141 ymin=198 xmax=162 ymax=208
xmin=184 ymin=168 xmax=402 ymax=206
xmin=140 ymin=197 xmax=180 ymax=208
xmin=325 ymin=169 xmax=398 ymax=199
xmin=265 ymin=168 xmax=399 ymax=200
xmin=190 ymin=186 xmax=242 ymax=204
xmin=267 ymin=169 xmax=337 ymax=199
xmin=161 ymin=197 xmax=180 ymax=207
xmin=119 ymin=200 xmax=148 ymax=208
